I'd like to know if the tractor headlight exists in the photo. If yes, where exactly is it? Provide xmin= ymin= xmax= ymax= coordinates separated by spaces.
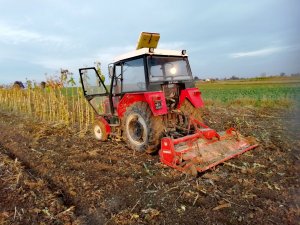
xmin=170 ymin=67 xmax=177 ymax=75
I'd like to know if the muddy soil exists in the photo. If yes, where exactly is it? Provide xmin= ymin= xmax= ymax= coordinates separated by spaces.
xmin=0 ymin=145 xmax=78 ymax=224
xmin=0 ymin=106 xmax=299 ymax=225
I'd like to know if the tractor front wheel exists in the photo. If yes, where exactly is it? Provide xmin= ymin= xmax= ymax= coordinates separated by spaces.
xmin=123 ymin=102 xmax=164 ymax=153
xmin=94 ymin=120 xmax=108 ymax=141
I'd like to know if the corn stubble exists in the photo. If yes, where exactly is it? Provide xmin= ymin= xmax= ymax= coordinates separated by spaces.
xmin=0 ymin=80 xmax=94 ymax=136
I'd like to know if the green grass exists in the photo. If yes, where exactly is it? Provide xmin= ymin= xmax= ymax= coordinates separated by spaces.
xmin=196 ymin=77 xmax=300 ymax=108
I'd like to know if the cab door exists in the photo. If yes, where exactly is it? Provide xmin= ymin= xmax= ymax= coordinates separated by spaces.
xmin=79 ymin=67 xmax=111 ymax=115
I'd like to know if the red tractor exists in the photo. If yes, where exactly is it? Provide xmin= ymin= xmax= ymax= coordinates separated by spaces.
xmin=79 ymin=32 xmax=257 ymax=175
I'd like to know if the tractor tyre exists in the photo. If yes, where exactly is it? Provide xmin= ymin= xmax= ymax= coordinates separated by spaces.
xmin=123 ymin=102 xmax=164 ymax=153
xmin=180 ymin=100 xmax=203 ymax=122
xmin=94 ymin=120 xmax=108 ymax=141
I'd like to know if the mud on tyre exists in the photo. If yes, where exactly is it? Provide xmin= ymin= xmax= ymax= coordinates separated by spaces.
xmin=180 ymin=99 xmax=204 ymax=122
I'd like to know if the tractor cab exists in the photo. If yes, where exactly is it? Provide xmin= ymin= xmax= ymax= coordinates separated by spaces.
xmin=79 ymin=33 xmax=198 ymax=119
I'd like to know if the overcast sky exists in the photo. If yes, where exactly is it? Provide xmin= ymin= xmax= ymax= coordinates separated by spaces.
xmin=0 ymin=0 xmax=299 ymax=84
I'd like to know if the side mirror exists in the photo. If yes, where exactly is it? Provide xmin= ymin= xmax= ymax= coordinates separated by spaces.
xmin=108 ymin=64 xmax=113 ymax=78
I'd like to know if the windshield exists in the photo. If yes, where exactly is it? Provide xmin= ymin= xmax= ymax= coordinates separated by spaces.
xmin=148 ymin=56 xmax=192 ymax=82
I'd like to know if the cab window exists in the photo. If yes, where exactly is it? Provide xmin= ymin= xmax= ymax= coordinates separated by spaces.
xmin=122 ymin=58 xmax=146 ymax=92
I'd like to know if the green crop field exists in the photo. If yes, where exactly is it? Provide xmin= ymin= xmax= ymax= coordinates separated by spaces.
xmin=196 ymin=76 xmax=300 ymax=108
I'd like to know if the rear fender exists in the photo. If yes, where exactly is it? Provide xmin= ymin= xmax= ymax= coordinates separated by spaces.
xmin=117 ymin=92 xmax=168 ymax=118
xmin=178 ymin=88 xmax=204 ymax=109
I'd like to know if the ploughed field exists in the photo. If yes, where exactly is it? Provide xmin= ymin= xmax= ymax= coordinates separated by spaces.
xmin=0 ymin=77 xmax=299 ymax=224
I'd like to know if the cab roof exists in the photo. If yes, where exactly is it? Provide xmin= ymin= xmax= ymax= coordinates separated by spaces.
xmin=113 ymin=48 xmax=188 ymax=63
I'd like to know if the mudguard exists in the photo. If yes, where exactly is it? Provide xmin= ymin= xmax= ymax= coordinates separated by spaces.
xmin=117 ymin=92 xmax=168 ymax=118
xmin=178 ymin=88 xmax=204 ymax=109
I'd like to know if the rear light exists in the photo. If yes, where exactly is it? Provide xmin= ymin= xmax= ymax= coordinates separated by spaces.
xmin=152 ymin=96 xmax=161 ymax=101
xmin=193 ymin=91 xmax=200 ymax=96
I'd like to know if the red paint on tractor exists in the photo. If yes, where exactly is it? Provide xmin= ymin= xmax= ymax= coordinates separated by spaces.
xmin=178 ymin=88 xmax=204 ymax=109
xmin=117 ymin=92 xmax=168 ymax=118
xmin=159 ymin=138 xmax=176 ymax=166
xmin=143 ymin=92 xmax=168 ymax=116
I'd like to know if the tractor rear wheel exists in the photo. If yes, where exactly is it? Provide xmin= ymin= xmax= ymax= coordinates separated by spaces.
xmin=123 ymin=102 xmax=164 ymax=153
